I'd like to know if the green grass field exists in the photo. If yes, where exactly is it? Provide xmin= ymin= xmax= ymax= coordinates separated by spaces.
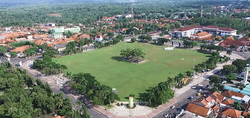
xmin=55 ymin=42 xmax=209 ymax=101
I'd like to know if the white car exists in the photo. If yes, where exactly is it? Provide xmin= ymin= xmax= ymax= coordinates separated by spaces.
xmin=170 ymin=105 xmax=175 ymax=109
xmin=163 ymin=114 xmax=168 ymax=118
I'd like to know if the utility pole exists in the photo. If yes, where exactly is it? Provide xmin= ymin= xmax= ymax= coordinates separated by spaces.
xmin=201 ymin=6 xmax=203 ymax=17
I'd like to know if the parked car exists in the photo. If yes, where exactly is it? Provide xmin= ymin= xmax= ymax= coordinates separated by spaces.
xmin=170 ymin=105 xmax=175 ymax=109
xmin=163 ymin=114 xmax=168 ymax=118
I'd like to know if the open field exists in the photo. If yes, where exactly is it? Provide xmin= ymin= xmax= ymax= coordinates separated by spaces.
xmin=55 ymin=42 xmax=209 ymax=101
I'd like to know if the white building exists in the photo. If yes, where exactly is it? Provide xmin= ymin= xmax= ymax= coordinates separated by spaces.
xmin=172 ymin=25 xmax=237 ymax=39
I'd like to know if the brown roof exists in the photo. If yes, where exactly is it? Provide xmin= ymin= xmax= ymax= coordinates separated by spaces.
xmin=34 ymin=39 xmax=46 ymax=45
xmin=222 ymin=99 xmax=234 ymax=105
xmin=218 ymin=27 xmax=236 ymax=31
xmin=193 ymin=99 xmax=208 ymax=107
xmin=206 ymin=96 xmax=214 ymax=102
xmin=213 ymin=105 xmax=219 ymax=113
xmin=220 ymin=39 xmax=246 ymax=47
xmin=239 ymin=37 xmax=250 ymax=41
xmin=243 ymin=111 xmax=250 ymax=117
xmin=193 ymin=32 xmax=210 ymax=37
xmin=186 ymin=103 xmax=210 ymax=117
xmin=203 ymin=25 xmax=218 ymax=29
xmin=12 ymin=45 xmax=30 ymax=53
xmin=213 ymin=91 xmax=224 ymax=101
xmin=222 ymin=108 xmax=242 ymax=118
xmin=79 ymin=34 xmax=90 ymax=39
xmin=177 ymin=26 xmax=194 ymax=31
xmin=64 ymin=38 xmax=74 ymax=42
xmin=222 ymin=90 xmax=245 ymax=98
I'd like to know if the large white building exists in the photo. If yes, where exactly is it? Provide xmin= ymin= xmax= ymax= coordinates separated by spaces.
xmin=172 ymin=25 xmax=237 ymax=39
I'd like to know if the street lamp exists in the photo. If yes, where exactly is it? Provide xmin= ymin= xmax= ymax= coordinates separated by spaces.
xmin=193 ymin=59 xmax=196 ymax=78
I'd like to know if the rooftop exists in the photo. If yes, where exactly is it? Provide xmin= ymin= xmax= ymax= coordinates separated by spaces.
xmin=186 ymin=103 xmax=210 ymax=117
xmin=222 ymin=108 xmax=242 ymax=118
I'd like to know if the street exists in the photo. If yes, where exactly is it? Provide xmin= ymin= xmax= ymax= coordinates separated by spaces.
xmin=154 ymin=80 xmax=210 ymax=118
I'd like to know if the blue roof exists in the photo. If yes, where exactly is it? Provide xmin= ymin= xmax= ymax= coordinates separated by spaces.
xmin=224 ymin=85 xmax=241 ymax=92
xmin=240 ymin=91 xmax=250 ymax=96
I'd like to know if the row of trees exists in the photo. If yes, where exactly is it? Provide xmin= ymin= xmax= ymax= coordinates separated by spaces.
xmin=33 ymin=55 xmax=67 ymax=75
xmin=183 ymin=40 xmax=198 ymax=48
xmin=144 ymin=73 xmax=189 ymax=107
xmin=138 ymin=35 xmax=152 ymax=42
xmin=69 ymin=73 xmax=120 ymax=105
xmin=194 ymin=52 xmax=230 ymax=73
xmin=0 ymin=62 xmax=90 ymax=118
xmin=94 ymin=35 xmax=124 ymax=49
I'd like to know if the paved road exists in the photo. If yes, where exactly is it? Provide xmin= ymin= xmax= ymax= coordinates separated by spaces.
xmin=154 ymin=80 xmax=210 ymax=118
xmin=21 ymin=60 xmax=107 ymax=118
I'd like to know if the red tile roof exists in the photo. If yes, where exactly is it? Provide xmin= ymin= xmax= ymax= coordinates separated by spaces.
xmin=177 ymin=26 xmax=194 ymax=31
xmin=220 ymin=39 xmax=246 ymax=47
xmin=218 ymin=27 xmax=236 ymax=31
xmin=222 ymin=108 xmax=242 ymax=118
xmin=222 ymin=99 xmax=234 ymax=105
xmin=222 ymin=90 xmax=245 ymax=98
xmin=186 ymin=103 xmax=210 ymax=117
xmin=243 ymin=111 xmax=250 ymax=117
xmin=212 ymin=91 xmax=224 ymax=101
xmin=213 ymin=105 xmax=219 ymax=113
xmin=12 ymin=45 xmax=30 ymax=53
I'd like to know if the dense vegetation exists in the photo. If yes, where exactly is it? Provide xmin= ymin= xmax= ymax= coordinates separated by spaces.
xmin=0 ymin=62 xmax=90 ymax=118
xmin=33 ymin=55 xmax=67 ymax=75
xmin=69 ymin=73 xmax=120 ymax=105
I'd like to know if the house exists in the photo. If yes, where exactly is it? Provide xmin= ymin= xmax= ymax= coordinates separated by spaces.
xmin=190 ymin=32 xmax=213 ymax=40
xmin=222 ymin=90 xmax=245 ymax=100
xmin=211 ymin=91 xmax=225 ymax=101
xmin=94 ymin=35 xmax=103 ymax=42
xmin=79 ymin=34 xmax=90 ymax=39
xmin=64 ymin=26 xmax=80 ymax=33
xmin=54 ymin=43 xmax=67 ymax=53
xmin=163 ymin=35 xmax=171 ymax=39
xmin=213 ymin=105 xmax=220 ymax=115
xmin=193 ymin=99 xmax=208 ymax=107
xmin=64 ymin=38 xmax=75 ymax=42
xmin=11 ymin=45 xmax=30 ymax=57
xmin=172 ymin=25 xmax=237 ymax=39
xmin=243 ymin=111 xmax=250 ymax=117
xmin=12 ymin=45 xmax=30 ymax=53
xmin=186 ymin=103 xmax=212 ymax=118
xmin=221 ymin=108 xmax=242 ymax=118
xmin=49 ymin=27 xmax=64 ymax=39
xmin=221 ymin=99 xmax=234 ymax=106
xmin=4 ymin=27 xmax=12 ymax=32
xmin=219 ymin=36 xmax=247 ymax=49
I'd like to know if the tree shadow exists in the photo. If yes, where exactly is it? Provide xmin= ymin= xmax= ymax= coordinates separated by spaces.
xmin=111 ymin=56 xmax=124 ymax=62
xmin=150 ymin=43 xmax=164 ymax=46
xmin=138 ymin=92 xmax=148 ymax=101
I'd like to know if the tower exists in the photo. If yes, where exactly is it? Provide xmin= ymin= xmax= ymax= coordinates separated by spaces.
xmin=243 ymin=67 xmax=250 ymax=85
xmin=131 ymin=3 xmax=134 ymax=22
xmin=201 ymin=6 xmax=203 ymax=17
